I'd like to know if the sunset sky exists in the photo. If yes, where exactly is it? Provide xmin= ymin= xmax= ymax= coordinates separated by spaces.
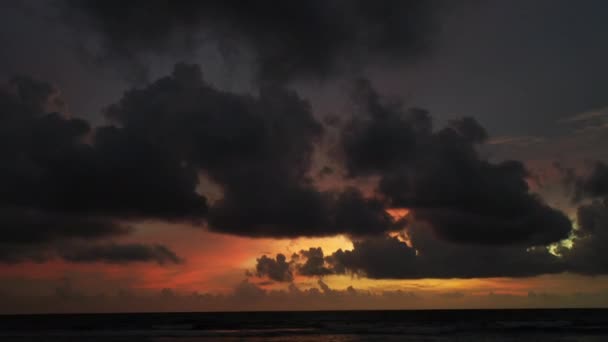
xmin=2 ymin=0 xmax=608 ymax=313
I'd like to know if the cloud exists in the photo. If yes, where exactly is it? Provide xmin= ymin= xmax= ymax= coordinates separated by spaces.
xmin=297 ymin=247 xmax=333 ymax=277
xmin=251 ymin=247 xmax=343 ymax=282
xmin=0 ymin=75 xmax=207 ymax=221
xmin=0 ymin=207 xmax=181 ymax=265
xmin=6 ymin=0 xmax=608 ymax=290
xmin=266 ymin=230 xmax=564 ymax=280
xmin=106 ymin=63 xmax=323 ymax=235
xmin=340 ymin=79 xmax=572 ymax=247
xmin=575 ymin=161 xmax=608 ymax=200
xmin=107 ymin=64 xmax=397 ymax=238
xmin=327 ymin=230 xmax=564 ymax=279
xmin=9 ymin=67 xmax=571 ymax=250
xmin=0 ymin=214 xmax=181 ymax=265
xmin=560 ymin=162 xmax=608 ymax=274
xmin=251 ymin=248 xmax=333 ymax=282
xmin=0 ymin=208 xmax=130 ymax=263
xmin=263 ymin=204 xmax=608 ymax=279
xmin=61 ymin=0 xmax=444 ymax=81
xmin=254 ymin=254 xmax=293 ymax=282
xmin=0 ymin=208 xmax=129 ymax=246
xmin=0 ymin=75 xmax=194 ymax=264
xmin=0 ymin=66 xmax=406 ymax=267
xmin=0 ymin=68 xmax=579 ymax=276
xmin=210 ymin=186 xmax=397 ymax=238
xmin=552 ymin=200 xmax=608 ymax=275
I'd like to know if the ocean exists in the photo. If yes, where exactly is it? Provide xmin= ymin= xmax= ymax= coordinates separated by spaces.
xmin=0 ymin=309 xmax=607 ymax=341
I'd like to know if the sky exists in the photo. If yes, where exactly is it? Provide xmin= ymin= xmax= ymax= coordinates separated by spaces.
xmin=2 ymin=0 xmax=608 ymax=313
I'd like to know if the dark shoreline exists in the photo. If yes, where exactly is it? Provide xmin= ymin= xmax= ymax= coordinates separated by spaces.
xmin=1 ymin=308 xmax=608 ymax=338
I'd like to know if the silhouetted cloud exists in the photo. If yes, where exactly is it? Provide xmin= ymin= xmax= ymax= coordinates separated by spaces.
xmin=261 ymin=205 xmax=608 ymax=278
xmin=0 ymin=212 xmax=181 ymax=265
xmin=575 ymin=161 xmax=608 ymax=200
xmin=255 ymin=254 xmax=293 ymax=282
xmin=554 ymin=160 xmax=608 ymax=275
xmin=0 ymin=75 xmax=193 ymax=264
xmin=0 ymin=208 xmax=130 ymax=263
xmin=340 ymin=80 xmax=572 ymax=247
xmin=297 ymin=247 xmax=333 ymax=277
xmin=7 ymin=0 xmax=608 ymax=303
xmin=327 ymin=229 xmax=564 ymax=279
xmin=107 ymin=64 xmax=397 ymax=238
xmin=0 ymin=67 xmax=580 ymax=278
xmin=0 ymin=75 xmax=207 ymax=221
xmin=558 ymin=200 xmax=608 ymax=275
xmin=0 ymin=208 xmax=129 ymax=246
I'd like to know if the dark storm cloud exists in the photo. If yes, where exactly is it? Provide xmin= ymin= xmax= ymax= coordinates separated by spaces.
xmin=0 ymin=65 xmax=403 ymax=266
xmin=557 ymin=162 xmax=608 ymax=275
xmin=0 ymin=208 xmax=181 ymax=265
xmin=271 ymin=200 xmax=608 ymax=279
xmin=105 ymin=64 xmax=323 ymax=236
xmin=252 ymin=212 xmax=608 ymax=278
xmin=557 ymin=200 xmax=608 ymax=275
xmin=560 ymin=161 xmax=608 ymax=275
xmin=0 ymin=65 xmax=578 ymax=275
xmin=0 ymin=75 xmax=194 ymax=264
xmin=0 ymin=208 xmax=130 ymax=263
xmin=0 ymin=75 xmax=207 ymax=220
xmin=1 ymin=66 xmax=576 ymax=270
xmin=576 ymin=200 xmax=608 ymax=236
xmin=248 ymin=221 xmax=567 ymax=280
xmin=327 ymin=229 xmax=564 ymax=279
xmin=59 ymin=243 xmax=183 ymax=265
xmin=0 ymin=209 xmax=129 ymax=246
xmin=340 ymin=80 xmax=572 ymax=246
xmin=210 ymin=185 xmax=396 ymax=238
xmin=107 ymin=64 xmax=397 ymax=238
xmin=255 ymin=254 xmax=293 ymax=282
xmin=4 ymin=0 xmax=604 ymax=285
xmin=61 ymin=0 xmax=443 ymax=81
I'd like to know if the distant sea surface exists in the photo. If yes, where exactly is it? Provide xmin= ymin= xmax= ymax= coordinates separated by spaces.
xmin=1 ymin=309 xmax=608 ymax=341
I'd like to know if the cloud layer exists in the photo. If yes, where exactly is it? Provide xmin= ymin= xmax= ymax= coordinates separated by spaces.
xmin=341 ymin=80 xmax=572 ymax=247
xmin=61 ymin=0 xmax=442 ymax=81
xmin=3 ymin=63 xmax=601 ymax=281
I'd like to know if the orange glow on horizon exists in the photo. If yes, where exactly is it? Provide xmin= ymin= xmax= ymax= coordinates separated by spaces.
xmin=3 ymin=220 xmax=605 ymax=304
